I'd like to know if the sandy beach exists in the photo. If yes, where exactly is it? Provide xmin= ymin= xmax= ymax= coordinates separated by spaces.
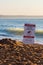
xmin=0 ymin=38 xmax=43 ymax=65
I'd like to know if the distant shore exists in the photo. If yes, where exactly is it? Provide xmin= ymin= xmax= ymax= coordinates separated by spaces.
xmin=0 ymin=15 xmax=43 ymax=19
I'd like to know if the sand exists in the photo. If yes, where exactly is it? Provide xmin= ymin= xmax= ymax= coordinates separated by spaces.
xmin=0 ymin=38 xmax=43 ymax=65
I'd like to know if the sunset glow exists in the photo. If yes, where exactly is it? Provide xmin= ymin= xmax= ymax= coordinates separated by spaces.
xmin=0 ymin=0 xmax=43 ymax=15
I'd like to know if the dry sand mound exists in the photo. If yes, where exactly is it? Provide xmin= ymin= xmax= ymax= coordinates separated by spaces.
xmin=0 ymin=38 xmax=43 ymax=65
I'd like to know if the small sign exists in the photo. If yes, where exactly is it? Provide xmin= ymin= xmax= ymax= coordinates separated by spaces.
xmin=23 ymin=24 xmax=36 ymax=44
xmin=23 ymin=30 xmax=35 ymax=36
xmin=23 ymin=36 xmax=34 ymax=44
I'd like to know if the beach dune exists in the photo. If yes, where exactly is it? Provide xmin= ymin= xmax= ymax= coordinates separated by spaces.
xmin=0 ymin=38 xmax=43 ymax=65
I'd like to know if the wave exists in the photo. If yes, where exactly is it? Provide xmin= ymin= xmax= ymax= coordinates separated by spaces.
xmin=6 ymin=28 xmax=43 ymax=35
xmin=0 ymin=28 xmax=43 ymax=36
xmin=7 ymin=28 xmax=43 ymax=32
xmin=0 ymin=33 xmax=14 ymax=37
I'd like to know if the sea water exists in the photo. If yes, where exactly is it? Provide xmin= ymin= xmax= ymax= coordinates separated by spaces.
xmin=0 ymin=17 xmax=43 ymax=44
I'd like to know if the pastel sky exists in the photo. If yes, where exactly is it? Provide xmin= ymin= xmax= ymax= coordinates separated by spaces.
xmin=0 ymin=0 xmax=43 ymax=15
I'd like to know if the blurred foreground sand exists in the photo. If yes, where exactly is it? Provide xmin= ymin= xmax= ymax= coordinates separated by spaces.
xmin=0 ymin=38 xmax=43 ymax=65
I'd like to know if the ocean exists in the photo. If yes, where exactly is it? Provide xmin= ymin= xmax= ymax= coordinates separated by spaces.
xmin=0 ymin=16 xmax=43 ymax=44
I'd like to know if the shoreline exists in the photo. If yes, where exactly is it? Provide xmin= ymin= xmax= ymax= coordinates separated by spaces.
xmin=0 ymin=38 xmax=43 ymax=45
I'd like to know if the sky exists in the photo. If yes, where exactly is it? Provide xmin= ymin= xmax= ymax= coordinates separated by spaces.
xmin=0 ymin=0 xmax=43 ymax=16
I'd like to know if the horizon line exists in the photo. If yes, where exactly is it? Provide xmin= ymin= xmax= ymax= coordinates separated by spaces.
xmin=0 ymin=15 xmax=43 ymax=17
